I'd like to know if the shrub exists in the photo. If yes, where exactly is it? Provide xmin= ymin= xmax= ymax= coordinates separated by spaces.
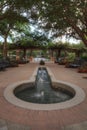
xmin=78 ymin=62 xmax=87 ymax=73
xmin=66 ymin=53 xmax=75 ymax=62
xmin=39 ymin=60 xmax=45 ymax=65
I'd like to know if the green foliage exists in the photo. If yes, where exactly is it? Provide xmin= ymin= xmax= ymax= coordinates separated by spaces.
xmin=70 ymin=42 xmax=86 ymax=49
xmin=81 ymin=53 xmax=87 ymax=61
xmin=66 ymin=53 xmax=75 ymax=62
xmin=37 ymin=0 xmax=87 ymax=46
xmin=0 ymin=0 xmax=38 ymax=21
xmin=12 ymin=24 xmax=50 ymax=49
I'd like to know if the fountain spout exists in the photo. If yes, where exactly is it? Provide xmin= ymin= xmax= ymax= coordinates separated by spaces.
xmin=40 ymin=91 xmax=44 ymax=96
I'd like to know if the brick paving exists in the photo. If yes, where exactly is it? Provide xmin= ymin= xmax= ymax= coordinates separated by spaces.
xmin=0 ymin=62 xmax=87 ymax=130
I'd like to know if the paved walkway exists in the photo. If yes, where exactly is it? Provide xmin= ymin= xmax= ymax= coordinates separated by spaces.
xmin=0 ymin=62 xmax=87 ymax=130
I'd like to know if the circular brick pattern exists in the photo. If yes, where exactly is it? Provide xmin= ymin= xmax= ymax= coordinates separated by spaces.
xmin=0 ymin=63 xmax=87 ymax=129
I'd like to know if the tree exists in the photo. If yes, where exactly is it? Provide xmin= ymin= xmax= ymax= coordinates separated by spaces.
xmin=37 ymin=0 xmax=87 ymax=46
xmin=0 ymin=0 xmax=36 ymax=58
xmin=8 ymin=25 xmax=50 ymax=58
xmin=0 ymin=0 xmax=39 ymax=21
xmin=0 ymin=18 xmax=29 ymax=58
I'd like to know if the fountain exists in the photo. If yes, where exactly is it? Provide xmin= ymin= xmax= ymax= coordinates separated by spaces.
xmin=14 ymin=67 xmax=75 ymax=104
xmin=4 ymin=67 xmax=85 ymax=110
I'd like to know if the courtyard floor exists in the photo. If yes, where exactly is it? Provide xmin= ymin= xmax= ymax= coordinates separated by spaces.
xmin=0 ymin=62 xmax=87 ymax=130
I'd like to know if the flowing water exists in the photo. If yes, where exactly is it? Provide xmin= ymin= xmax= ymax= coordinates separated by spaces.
xmin=15 ymin=67 xmax=73 ymax=104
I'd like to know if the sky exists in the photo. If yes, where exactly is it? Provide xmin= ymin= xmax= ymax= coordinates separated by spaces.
xmin=0 ymin=36 xmax=11 ymax=43
xmin=0 ymin=36 xmax=4 ymax=42
xmin=0 ymin=24 xmax=81 ymax=44
xmin=54 ymin=36 xmax=80 ymax=44
xmin=30 ymin=25 xmax=81 ymax=44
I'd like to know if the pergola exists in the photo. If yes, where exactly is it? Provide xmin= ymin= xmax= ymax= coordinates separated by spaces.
xmin=8 ymin=43 xmax=46 ymax=60
xmin=48 ymin=45 xmax=87 ymax=58
xmin=0 ymin=43 xmax=87 ymax=61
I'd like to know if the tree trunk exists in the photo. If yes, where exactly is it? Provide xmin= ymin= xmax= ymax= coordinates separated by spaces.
xmin=23 ymin=49 xmax=26 ymax=58
xmin=56 ymin=50 xmax=58 ymax=58
xmin=75 ymin=52 xmax=80 ymax=57
xmin=3 ymin=36 xmax=8 ymax=59
xmin=66 ymin=18 xmax=87 ymax=47
xmin=30 ymin=49 xmax=33 ymax=56
xmin=51 ymin=50 xmax=54 ymax=57
xmin=57 ymin=49 xmax=61 ymax=57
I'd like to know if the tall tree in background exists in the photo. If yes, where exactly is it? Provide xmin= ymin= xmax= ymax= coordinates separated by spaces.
xmin=0 ymin=0 xmax=34 ymax=58
xmin=0 ymin=18 xmax=29 ymax=58
xmin=37 ymin=0 xmax=87 ymax=46
xmin=0 ymin=0 xmax=39 ymax=21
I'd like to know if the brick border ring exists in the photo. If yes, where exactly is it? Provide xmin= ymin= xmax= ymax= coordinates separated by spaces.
xmin=4 ymin=67 xmax=86 ymax=111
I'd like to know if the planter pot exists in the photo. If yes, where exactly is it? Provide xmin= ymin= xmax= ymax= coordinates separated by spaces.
xmin=78 ymin=69 xmax=87 ymax=73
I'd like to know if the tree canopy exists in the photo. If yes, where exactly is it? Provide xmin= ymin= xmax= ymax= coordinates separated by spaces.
xmin=0 ymin=0 xmax=38 ymax=21
xmin=36 ymin=0 xmax=87 ymax=46
xmin=0 ymin=0 xmax=87 ymax=58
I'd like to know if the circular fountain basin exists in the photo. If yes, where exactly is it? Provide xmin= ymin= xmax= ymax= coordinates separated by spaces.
xmin=4 ymin=80 xmax=85 ymax=110
xmin=14 ymin=81 xmax=75 ymax=104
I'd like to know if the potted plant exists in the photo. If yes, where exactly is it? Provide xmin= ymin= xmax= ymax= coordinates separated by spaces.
xmin=39 ymin=60 xmax=45 ymax=65
xmin=78 ymin=62 xmax=87 ymax=73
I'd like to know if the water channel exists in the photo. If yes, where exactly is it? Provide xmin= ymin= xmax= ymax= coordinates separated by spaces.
xmin=15 ymin=67 xmax=74 ymax=104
